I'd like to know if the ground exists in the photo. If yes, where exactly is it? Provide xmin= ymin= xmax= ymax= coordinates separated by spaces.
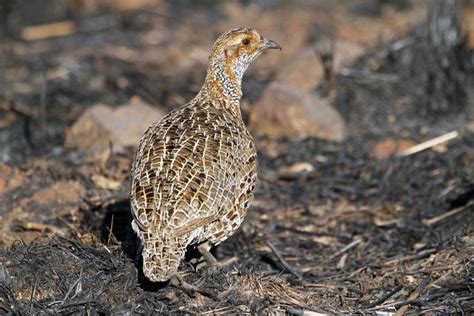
xmin=0 ymin=0 xmax=473 ymax=314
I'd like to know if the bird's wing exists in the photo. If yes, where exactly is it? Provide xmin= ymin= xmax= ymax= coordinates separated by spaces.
xmin=130 ymin=103 xmax=252 ymax=237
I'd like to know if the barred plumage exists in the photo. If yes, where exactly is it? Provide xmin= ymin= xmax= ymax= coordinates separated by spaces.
xmin=131 ymin=27 xmax=280 ymax=282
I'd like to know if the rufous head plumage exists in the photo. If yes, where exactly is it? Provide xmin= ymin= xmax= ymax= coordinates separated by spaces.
xmin=208 ymin=27 xmax=281 ymax=80
xmin=200 ymin=27 xmax=280 ymax=112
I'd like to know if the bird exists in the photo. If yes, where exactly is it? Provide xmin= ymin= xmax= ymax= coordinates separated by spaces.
xmin=130 ymin=27 xmax=280 ymax=287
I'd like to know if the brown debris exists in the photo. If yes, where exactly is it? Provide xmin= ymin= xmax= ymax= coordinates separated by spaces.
xmin=462 ymin=4 xmax=474 ymax=48
xmin=21 ymin=21 xmax=76 ymax=41
xmin=0 ymin=163 xmax=25 ymax=194
xmin=17 ymin=221 xmax=67 ymax=235
xmin=30 ymin=181 xmax=85 ymax=205
xmin=394 ymin=278 xmax=430 ymax=316
xmin=91 ymin=174 xmax=122 ymax=191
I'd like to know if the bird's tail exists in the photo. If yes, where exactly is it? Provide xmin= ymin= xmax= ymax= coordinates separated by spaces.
xmin=141 ymin=237 xmax=185 ymax=282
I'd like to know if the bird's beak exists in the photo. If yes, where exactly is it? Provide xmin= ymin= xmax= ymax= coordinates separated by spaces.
xmin=260 ymin=37 xmax=281 ymax=50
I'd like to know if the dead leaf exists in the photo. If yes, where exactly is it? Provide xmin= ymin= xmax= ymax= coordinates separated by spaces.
xmin=91 ymin=174 xmax=122 ymax=190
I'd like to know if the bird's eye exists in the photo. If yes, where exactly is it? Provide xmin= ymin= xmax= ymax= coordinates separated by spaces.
xmin=242 ymin=38 xmax=251 ymax=46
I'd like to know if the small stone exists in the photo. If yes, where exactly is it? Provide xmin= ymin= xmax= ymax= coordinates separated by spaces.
xmin=432 ymin=144 xmax=448 ymax=153
xmin=372 ymin=138 xmax=416 ymax=160
xmin=249 ymin=83 xmax=346 ymax=141
xmin=66 ymin=96 xmax=165 ymax=154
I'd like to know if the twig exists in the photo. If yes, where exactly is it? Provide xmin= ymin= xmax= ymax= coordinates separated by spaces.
xmin=21 ymin=21 xmax=76 ymax=40
xmin=422 ymin=201 xmax=474 ymax=226
xmin=30 ymin=278 xmax=38 ymax=312
xmin=401 ymin=290 xmax=448 ymax=307
xmin=384 ymin=248 xmax=437 ymax=266
xmin=62 ymin=268 xmax=83 ymax=302
xmin=361 ymin=285 xmax=403 ymax=309
xmin=395 ymin=278 xmax=430 ymax=316
xmin=339 ymin=68 xmax=399 ymax=82
xmin=397 ymin=130 xmax=458 ymax=157
xmin=363 ymin=289 xmax=444 ymax=312
xmin=18 ymin=222 xmax=67 ymax=235
xmin=266 ymin=241 xmax=302 ymax=279
xmin=375 ymin=37 xmax=416 ymax=59
xmin=329 ymin=238 xmax=361 ymax=260
xmin=217 ymin=281 xmax=237 ymax=300
xmin=107 ymin=214 xmax=115 ymax=245
xmin=40 ymin=75 xmax=47 ymax=132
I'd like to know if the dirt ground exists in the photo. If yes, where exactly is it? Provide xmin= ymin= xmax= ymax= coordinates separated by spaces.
xmin=0 ymin=0 xmax=473 ymax=314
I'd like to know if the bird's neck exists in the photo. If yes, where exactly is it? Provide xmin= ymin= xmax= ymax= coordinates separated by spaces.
xmin=199 ymin=54 xmax=244 ymax=116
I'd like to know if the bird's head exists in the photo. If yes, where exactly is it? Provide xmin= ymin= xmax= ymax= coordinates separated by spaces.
xmin=202 ymin=28 xmax=280 ymax=110
xmin=208 ymin=27 xmax=281 ymax=83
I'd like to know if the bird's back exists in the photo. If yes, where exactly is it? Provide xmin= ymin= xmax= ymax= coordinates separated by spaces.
xmin=130 ymin=99 xmax=257 ymax=281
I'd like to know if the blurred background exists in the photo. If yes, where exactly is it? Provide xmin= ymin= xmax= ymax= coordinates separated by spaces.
xmin=0 ymin=0 xmax=473 ymax=314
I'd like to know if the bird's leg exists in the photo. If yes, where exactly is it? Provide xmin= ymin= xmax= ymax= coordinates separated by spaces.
xmin=170 ymin=273 xmax=217 ymax=300
xmin=170 ymin=273 xmax=200 ymax=293
xmin=196 ymin=242 xmax=238 ymax=271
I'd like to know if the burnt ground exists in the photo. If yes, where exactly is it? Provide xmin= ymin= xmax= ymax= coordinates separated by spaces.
xmin=0 ymin=1 xmax=473 ymax=314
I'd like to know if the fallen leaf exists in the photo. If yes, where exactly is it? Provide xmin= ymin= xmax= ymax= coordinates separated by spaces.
xmin=91 ymin=174 xmax=121 ymax=190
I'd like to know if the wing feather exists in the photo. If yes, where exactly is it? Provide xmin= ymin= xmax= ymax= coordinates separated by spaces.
xmin=130 ymin=102 xmax=254 ymax=239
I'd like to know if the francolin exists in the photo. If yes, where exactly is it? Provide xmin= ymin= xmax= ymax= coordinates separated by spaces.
xmin=131 ymin=27 xmax=280 ymax=286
